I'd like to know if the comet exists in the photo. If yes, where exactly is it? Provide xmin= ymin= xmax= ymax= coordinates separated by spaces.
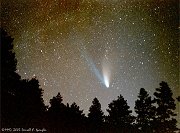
xmin=102 ymin=58 xmax=111 ymax=88
xmin=81 ymin=49 xmax=110 ymax=88
xmin=104 ymin=74 xmax=109 ymax=88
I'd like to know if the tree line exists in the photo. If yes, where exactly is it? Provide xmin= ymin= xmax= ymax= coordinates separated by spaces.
xmin=1 ymin=29 xmax=179 ymax=133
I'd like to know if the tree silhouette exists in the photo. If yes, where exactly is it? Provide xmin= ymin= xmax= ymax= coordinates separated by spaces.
xmin=1 ymin=28 xmax=21 ymax=99
xmin=106 ymin=95 xmax=135 ymax=132
xmin=153 ymin=81 xmax=177 ymax=133
xmin=68 ymin=102 xmax=85 ymax=121
xmin=134 ymin=88 xmax=155 ymax=133
xmin=1 ymin=28 xmax=21 ymax=127
xmin=1 ymin=29 xmax=46 ymax=127
xmin=88 ymin=97 xmax=104 ymax=133
xmin=65 ymin=102 xmax=85 ymax=124
xmin=47 ymin=93 xmax=87 ymax=132
xmin=47 ymin=92 xmax=67 ymax=132
xmin=49 ymin=92 xmax=64 ymax=111
xmin=15 ymin=78 xmax=46 ymax=127
xmin=48 ymin=92 xmax=65 ymax=117
xmin=177 ymin=96 xmax=180 ymax=102
xmin=65 ymin=102 xmax=86 ymax=133
xmin=1 ymin=29 xmax=19 ymax=75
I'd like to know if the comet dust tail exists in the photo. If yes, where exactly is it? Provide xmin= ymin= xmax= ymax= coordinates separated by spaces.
xmin=102 ymin=60 xmax=111 ymax=88
xmin=104 ymin=74 xmax=109 ymax=88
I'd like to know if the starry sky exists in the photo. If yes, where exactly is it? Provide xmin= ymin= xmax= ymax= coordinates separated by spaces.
xmin=1 ymin=0 xmax=179 ymax=122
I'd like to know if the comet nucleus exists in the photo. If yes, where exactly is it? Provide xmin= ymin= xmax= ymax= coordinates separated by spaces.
xmin=104 ymin=74 xmax=109 ymax=88
xmin=102 ymin=60 xmax=111 ymax=88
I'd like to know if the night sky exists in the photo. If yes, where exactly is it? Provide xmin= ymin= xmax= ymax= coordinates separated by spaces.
xmin=1 ymin=0 xmax=179 ymax=123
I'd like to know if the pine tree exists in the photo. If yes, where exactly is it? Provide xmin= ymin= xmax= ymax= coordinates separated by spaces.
xmin=69 ymin=102 xmax=85 ymax=119
xmin=88 ymin=98 xmax=104 ymax=124
xmin=1 ymin=29 xmax=18 ymax=74
xmin=134 ymin=88 xmax=155 ymax=133
xmin=106 ymin=95 xmax=134 ymax=132
xmin=1 ymin=29 xmax=46 ymax=127
xmin=65 ymin=102 xmax=86 ymax=132
xmin=13 ymin=78 xmax=46 ymax=127
xmin=1 ymin=29 xmax=21 ymax=127
xmin=1 ymin=28 xmax=21 ymax=96
xmin=48 ymin=92 xmax=66 ymax=117
xmin=48 ymin=92 xmax=66 ymax=132
xmin=88 ymin=97 xmax=104 ymax=132
xmin=154 ymin=81 xmax=177 ymax=133
xmin=18 ymin=79 xmax=45 ymax=113
xmin=177 ymin=96 xmax=180 ymax=102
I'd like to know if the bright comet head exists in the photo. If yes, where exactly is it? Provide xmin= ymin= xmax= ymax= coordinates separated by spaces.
xmin=102 ymin=57 xmax=111 ymax=88
xmin=104 ymin=75 xmax=109 ymax=88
